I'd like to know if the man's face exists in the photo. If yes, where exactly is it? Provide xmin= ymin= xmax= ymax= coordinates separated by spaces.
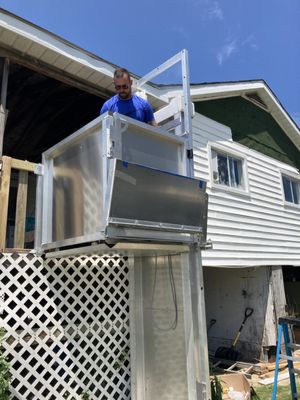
xmin=114 ymin=75 xmax=132 ymax=100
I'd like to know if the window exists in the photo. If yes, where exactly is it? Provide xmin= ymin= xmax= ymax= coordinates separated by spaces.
xmin=282 ymin=175 xmax=299 ymax=205
xmin=211 ymin=149 xmax=245 ymax=190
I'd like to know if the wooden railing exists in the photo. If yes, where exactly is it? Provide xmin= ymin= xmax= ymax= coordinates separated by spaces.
xmin=0 ymin=156 xmax=37 ymax=251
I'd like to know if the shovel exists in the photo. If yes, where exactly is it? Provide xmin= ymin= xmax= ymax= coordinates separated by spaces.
xmin=215 ymin=307 xmax=254 ymax=361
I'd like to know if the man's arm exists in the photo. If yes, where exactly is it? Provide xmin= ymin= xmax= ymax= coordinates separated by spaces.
xmin=144 ymin=100 xmax=157 ymax=126
xmin=100 ymin=101 xmax=108 ymax=115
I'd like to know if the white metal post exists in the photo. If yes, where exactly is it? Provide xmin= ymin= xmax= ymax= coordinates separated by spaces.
xmin=41 ymin=155 xmax=53 ymax=245
xmin=181 ymin=50 xmax=194 ymax=178
xmin=129 ymin=256 xmax=146 ymax=400
xmin=188 ymin=244 xmax=211 ymax=400
xmin=34 ymin=165 xmax=44 ymax=252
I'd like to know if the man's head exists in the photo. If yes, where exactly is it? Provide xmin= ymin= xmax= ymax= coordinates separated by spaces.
xmin=114 ymin=68 xmax=132 ymax=100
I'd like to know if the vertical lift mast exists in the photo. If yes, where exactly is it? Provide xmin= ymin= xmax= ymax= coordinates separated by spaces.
xmin=134 ymin=49 xmax=210 ymax=400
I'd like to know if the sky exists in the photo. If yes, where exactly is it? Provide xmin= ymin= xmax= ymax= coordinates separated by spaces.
xmin=0 ymin=0 xmax=299 ymax=126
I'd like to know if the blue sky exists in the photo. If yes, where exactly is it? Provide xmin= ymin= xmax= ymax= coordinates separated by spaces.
xmin=1 ymin=0 xmax=299 ymax=126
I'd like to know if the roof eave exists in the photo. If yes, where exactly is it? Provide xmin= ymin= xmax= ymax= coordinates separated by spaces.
xmin=176 ymin=81 xmax=300 ymax=152
xmin=0 ymin=8 xmax=167 ymax=108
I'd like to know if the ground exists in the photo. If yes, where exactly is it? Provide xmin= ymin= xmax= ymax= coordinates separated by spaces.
xmin=253 ymin=376 xmax=300 ymax=399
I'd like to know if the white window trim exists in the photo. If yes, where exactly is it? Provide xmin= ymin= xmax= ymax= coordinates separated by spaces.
xmin=280 ymin=169 xmax=300 ymax=208
xmin=208 ymin=142 xmax=250 ymax=196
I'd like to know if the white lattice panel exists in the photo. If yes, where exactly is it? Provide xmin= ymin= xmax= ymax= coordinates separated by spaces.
xmin=0 ymin=252 xmax=130 ymax=400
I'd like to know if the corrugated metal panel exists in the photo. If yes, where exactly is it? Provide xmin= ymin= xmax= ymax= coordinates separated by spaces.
xmin=192 ymin=112 xmax=300 ymax=267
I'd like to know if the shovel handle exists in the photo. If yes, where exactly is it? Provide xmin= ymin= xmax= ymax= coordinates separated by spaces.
xmin=244 ymin=307 xmax=254 ymax=321
xmin=232 ymin=308 xmax=254 ymax=348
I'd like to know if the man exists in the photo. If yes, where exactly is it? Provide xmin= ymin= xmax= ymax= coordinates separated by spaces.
xmin=100 ymin=68 xmax=157 ymax=126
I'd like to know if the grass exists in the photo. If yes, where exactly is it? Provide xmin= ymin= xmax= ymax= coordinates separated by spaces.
xmin=253 ymin=377 xmax=300 ymax=400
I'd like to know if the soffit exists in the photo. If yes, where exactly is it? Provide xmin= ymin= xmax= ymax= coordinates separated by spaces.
xmin=164 ymin=81 xmax=300 ymax=152
xmin=0 ymin=9 xmax=166 ymax=109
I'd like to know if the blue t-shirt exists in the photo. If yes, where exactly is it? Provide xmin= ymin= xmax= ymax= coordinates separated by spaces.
xmin=100 ymin=94 xmax=155 ymax=123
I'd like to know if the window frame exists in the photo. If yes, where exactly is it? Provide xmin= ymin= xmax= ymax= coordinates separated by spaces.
xmin=281 ymin=171 xmax=300 ymax=207
xmin=209 ymin=144 xmax=249 ymax=195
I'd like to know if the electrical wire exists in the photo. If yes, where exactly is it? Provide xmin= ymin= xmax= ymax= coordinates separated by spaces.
xmin=150 ymin=254 xmax=178 ymax=331
xmin=168 ymin=254 xmax=178 ymax=330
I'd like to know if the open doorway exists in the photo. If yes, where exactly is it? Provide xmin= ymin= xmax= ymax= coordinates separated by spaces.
xmin=282 ymin=266 xmax=300 ymax=342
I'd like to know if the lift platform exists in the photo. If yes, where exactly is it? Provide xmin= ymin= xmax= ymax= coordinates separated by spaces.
xmin=34 ymin=50 xmax=211 ymax=400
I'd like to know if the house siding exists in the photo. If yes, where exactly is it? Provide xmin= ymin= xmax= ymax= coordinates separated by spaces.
xmin=195 ymin=97 xmax=300 ymax=170
xmin=192 ymin=112 xmax=300 ymax=267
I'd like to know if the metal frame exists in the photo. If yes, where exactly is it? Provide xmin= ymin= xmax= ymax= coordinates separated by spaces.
xmin=181 ymin=252 xmax=198 ymax=399
xmin=136 ymin=49 xmax=194 ymax=177
xmin=136 ymin=49 xmax=210 ymax=399
xmin=272 ymin=317 xmax=300 ymax=400
xmin=129 ymin=256 xmax=145 ymax=400
xmin=36 ymin=111 xmax=205 ymax=253
xmin=35 ymin=49 xmax=211 ymax=400
xmin=188 ymin=245 xmax=211 ymax=399
xmin=129 ymin=250 xmax=211 ymax=400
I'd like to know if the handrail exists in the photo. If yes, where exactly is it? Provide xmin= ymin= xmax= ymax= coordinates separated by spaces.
xmin=0 ymin=156 xmax=37 ymax=251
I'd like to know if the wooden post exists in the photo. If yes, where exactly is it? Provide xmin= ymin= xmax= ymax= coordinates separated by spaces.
xmin=14 ymin=170 xmax=29 ymax=248
xmin=0 ymin=156 xmax=11 ymax=250
xmin=0 ymin=58 xmax=9 ymax=156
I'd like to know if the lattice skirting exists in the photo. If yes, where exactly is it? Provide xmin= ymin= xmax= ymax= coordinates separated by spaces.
xmin=0 ymin=252 xmax=130 ymax=400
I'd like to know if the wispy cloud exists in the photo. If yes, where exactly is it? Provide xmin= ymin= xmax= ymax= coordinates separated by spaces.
xmin=217 ymin=40 xmax=237 ymax=65
xmin=241 ymin=34 xmax=258 ymax=50
xmin=190 ymin=0 xmax=224 ymax=21
xmin=208 ymin=1 xmax=224 ymax=20
xmin=217 ymin=34 xmax=258 ymax=65
xmin=172 ymin=26 xmax=189 ymax=40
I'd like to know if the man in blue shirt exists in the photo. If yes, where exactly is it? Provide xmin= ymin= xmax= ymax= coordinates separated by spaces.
xmin=100 ymin=68 xmax=157 ymax=126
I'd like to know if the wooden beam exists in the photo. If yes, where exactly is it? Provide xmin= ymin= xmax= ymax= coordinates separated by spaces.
xmin=0 ymin=109 xmax=6 ymax=157
xmin=0 ymin=57 xmax=9 ymax=156
xmin=0 ymin=58 xmax=9 ymax=108
xmin=11 ymin=158 xmax=37 ymax=173
xmin=14 ymin=170 xmax=28 ymax=249
xmin=0 ymin=156 xmax=11 ymax=250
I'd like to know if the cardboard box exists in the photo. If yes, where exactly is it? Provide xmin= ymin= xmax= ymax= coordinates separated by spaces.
xmin=218 ymin=374 xmax=251 ymax=400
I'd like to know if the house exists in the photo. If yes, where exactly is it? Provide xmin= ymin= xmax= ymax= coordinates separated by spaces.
xmin=0 ymin=7 xmax=300 ymax=400
xmin=155 ymin=80 xmax=300 ymax=359
xmin=188 ymin=82 xmax=300 ymax=360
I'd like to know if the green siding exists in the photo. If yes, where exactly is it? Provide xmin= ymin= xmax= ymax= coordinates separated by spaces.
xmin=195 ymin=97 xmax=300 ymax=170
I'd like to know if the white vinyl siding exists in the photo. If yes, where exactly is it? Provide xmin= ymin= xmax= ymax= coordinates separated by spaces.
xmin=192 ymin=112 xmax=300 ymax=267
